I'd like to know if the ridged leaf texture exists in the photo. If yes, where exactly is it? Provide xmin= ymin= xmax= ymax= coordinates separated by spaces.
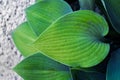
xmin=14 ymin=53 xmax=73 ymax=80
xmin=12 ymin=22 xmax=38 ymax=56
xmin=26 ymin=0 xmax=72 ymax=36
xmin=101 ymin=0 xmax=120 ymax=33
xmin=33 ymin=10 xmax=110 ymax=68
xmin=11 ymin=0 xmax=111 ymax=80
xmin=12 ymin=0 xmax=72 ymax=57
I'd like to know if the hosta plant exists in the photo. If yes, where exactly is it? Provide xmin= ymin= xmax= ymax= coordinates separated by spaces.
xmin=12 ymin=0 xmax=120 ymax=80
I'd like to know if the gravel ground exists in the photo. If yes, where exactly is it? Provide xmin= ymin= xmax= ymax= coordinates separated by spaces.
xmin=0 ymin=0 xmax=35 ymax=80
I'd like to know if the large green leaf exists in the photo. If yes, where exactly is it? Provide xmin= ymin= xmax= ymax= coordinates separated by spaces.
xmin=106 ymin=49 xmax=120 ymax=80
xmin=14 ymin=53 xmax=73 ymax=80
xmin=12 ymin=22 xmax=38 ymax=57
xmin=71 ymin=70 xmax=105 ymax=80
xmin=12 ymin=0 xmax=72 ymax=57
xmin=26 ymin=0 xmax=72 ymax=36
xmin=79 ymin=0 xmax=95 ymax=10
xmin=33 ymin=10 xmax=110 ymax=68
xmin=101 ymin=0 xmax=120 ymax=33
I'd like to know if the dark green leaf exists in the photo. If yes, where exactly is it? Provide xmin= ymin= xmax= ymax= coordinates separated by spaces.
xmin=101 ymin=0 xmax=120 ymax=33
xmin=107 ymin=48 xmax=120 ymax=80
xmin=14 ymin=53 xmax=73 ymax=80
xmin=71 ymin=70 xmax=105 ymax=80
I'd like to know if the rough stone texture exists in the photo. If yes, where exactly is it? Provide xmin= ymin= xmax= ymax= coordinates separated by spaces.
xmin=0 ymin=0 xmax=35 ymax=80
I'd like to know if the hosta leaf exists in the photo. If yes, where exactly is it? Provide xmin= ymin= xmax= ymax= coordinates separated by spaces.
xmin=12 ymin=22 xmax=38 ymax=57
xmin=33 ymin=10 xmax=110 ymax=68
xmin=79 ymin=0 xmax=95 ymax=10
xmin=101 ymin=0 xmax=120 ymax=33
xmin=14 ymin=53 xmax=73 ymax=80
xmin=71 ymin=70 xmax=105 ymax=80
xmin=12 ymin=0 xmax=72 ymax=57
xmin=26 ymin=0 xmax=72 ymax=36
xmin=107 ymin=48 xmax=120 ymax=80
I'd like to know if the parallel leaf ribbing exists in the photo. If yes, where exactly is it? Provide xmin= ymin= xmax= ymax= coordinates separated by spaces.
xmin=12 ymin=22 xmax=38 ymax=56
xmin=26 ymin=0 xmax=72 ymax=36
xmin=14 ymin=53 xmax=73 ymax=80
xmin=33 ymin=10 xmax=110 ymax=68
xmin=12 ymin=0 xmax=72 ymax=57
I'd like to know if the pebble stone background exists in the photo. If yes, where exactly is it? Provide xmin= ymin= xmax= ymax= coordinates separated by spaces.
xmin=0 ymin=0 xmax=35 ymax=80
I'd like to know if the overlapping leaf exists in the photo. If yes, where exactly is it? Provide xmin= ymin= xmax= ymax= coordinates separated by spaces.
xmin=26 ymin=0 xmax=72 ymax=36
xmin=12 ymin=22 xmax=38 ymax=56
xmin=12 ymin=1 xmax=111 ymax=80
xmin=101 ymin=0 xmax=120 ymax=33
xmin=33 ymin=10 xmax=110 ymax=68
xmin=12 ymin=0 xmax=72 ymax=57
xmin=14 ymin=53 xmax=73 ymax=80
xmin=107 ymin=49 xmax=120 ymax=80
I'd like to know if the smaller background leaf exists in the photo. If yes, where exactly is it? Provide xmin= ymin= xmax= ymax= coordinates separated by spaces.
xmin=26 ymin=0 xmax=72 ymax=36
xmin=101 ymin=0 xmax=120 ymax=33
xmin=107 ymin=48 xmax=120 ymax=80
xmin=12 ymin=22 xmax=38 ymax=57
xmin=14 ymin=53 xmax=73 ymax=80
